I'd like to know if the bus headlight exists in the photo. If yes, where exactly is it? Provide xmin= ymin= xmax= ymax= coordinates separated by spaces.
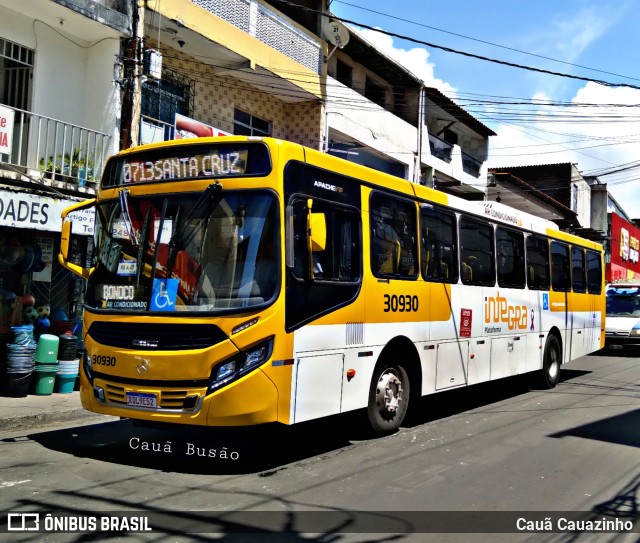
xmin=83 ymin=349 xmax=94 ymax=384
xmin=207 ymin=337 xmax=274 ymax=394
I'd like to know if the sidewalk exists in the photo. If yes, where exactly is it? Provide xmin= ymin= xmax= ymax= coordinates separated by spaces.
xmin=0 ymin=391 xmax=104 ymax=432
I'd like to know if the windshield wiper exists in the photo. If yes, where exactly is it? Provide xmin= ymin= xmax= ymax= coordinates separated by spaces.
xmin=165 ymin=182 xmax=223 ymax=278
xmin=135 ymin=208 xmax=151 ymax=288
xmin=119 ymin=189 xmax=139 ymax=246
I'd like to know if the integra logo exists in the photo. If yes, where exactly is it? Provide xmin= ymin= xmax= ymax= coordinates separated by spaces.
xmin=314 ymin=180 xmax=343 ymax=192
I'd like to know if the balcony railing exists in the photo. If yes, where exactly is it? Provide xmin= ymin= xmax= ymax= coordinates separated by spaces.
xmin=461 ymin=150 xmax=482 ymax=177
xmin=428 ymin=134 xmax=453 ymax=162
xmin=192 ymin=0 xmax=323 ymax=73
xmin=0 ymin=106 xmax=111 ymax=187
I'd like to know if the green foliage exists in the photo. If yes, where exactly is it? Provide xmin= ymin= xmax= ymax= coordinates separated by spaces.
xmin=39 ymin=147 xmax=95 ymax=183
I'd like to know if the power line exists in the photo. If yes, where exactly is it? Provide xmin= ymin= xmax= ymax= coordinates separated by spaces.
xmin=273 ymin=0 xmax=640 ymax=90
xmin=331 ymin=0 xmax=640 ymax=83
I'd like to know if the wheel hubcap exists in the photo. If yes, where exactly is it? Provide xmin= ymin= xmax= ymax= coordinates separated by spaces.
xmin=548 ymin=350 xmax=559 ymax=379
xmin=375 ymin=370 xmax=403 ymax=415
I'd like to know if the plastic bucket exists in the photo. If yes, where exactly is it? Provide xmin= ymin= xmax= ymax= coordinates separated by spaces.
xmin=1 ymin=371 xmax=32 ymax=398
xmin=32 ymin=367 xmax=57 ymax=395
xmin=57 ymin=359 xmax=79 ymax=372
xmin=35 ymin=334 xmax=59 ymax=364
xmin=58 ymin=332 xmax=78 ymax=361
xmin=54 ymin=374 xmax=78 ymax=394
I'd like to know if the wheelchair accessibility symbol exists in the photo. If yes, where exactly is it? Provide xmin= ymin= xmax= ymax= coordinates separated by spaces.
xmin=151 ymin=278 xmax=179 ymax=311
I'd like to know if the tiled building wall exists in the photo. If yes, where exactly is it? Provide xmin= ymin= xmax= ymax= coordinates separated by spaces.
xmin=161 ymin=47 xmax=323 ymax=149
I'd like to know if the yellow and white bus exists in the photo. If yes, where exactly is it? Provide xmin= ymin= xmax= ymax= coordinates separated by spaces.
xmin=60 ymin=137 xmax=605 ymax=435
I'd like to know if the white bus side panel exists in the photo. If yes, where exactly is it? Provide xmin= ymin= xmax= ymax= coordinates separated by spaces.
xmin=293 ymin=353 xmax=344 ymax=423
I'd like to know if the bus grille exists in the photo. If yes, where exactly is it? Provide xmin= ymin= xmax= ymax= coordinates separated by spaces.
xmin=105 ymin=383 xmax=191 ymax=409
xmin=88 ymin=322 xmax=227 ymax=350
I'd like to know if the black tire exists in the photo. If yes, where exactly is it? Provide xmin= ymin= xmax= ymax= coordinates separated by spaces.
xmin=366 ymin=362 xmax=410 ymax=435
xmin=539 ymin=334 xmax=562 ymax=389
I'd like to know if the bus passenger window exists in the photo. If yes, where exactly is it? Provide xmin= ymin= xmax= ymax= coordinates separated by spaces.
xmin=551 ymin=241 xmax=571 ymax=292
xmin=496 ymin=227 xmax=525 ymax=289
xmin=571 ymin=246 xmax=586 ymax=293
xmin=526 ymin=235 xmax=550 ymax=290
xmin=370 ymin=193 xmax=417 ymax=279
xmin=420 ymin=205 xmax=458 ymax=283
xmin=371 ymin=206 xmax=400 ymax=274
xmin=459 ymin=216 xmax=494 ymax=286
xmin=586 ymin=249 xmax=602 ymax=294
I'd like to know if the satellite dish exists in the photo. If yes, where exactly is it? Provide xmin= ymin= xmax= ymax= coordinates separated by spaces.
xmin=324 ymin=20 xmax=350 ymax=49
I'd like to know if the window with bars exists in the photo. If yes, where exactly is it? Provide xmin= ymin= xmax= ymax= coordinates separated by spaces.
xmin=0 ymin=37 xmax=34 ymax=110
xmin=141 ymin=68 xmax=194 ymax=140
xmin=233 ymin=109 xmax=271 ymax=137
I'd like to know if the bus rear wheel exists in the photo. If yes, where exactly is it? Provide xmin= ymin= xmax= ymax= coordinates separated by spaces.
xmin=366 ymin=363 xmax=410 ymax=435
xmin=539 ymin=334 xmax=561 ymax=389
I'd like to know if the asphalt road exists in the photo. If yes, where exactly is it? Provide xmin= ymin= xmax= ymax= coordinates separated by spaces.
xmin=2 ymin=348 xmax=640 ymax=542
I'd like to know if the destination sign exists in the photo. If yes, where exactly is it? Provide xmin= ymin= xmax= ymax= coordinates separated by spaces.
xmin=123 ymin=150 xmax=248 ymax=183
xmin=101 ymin=142 xmax=272 ymax=187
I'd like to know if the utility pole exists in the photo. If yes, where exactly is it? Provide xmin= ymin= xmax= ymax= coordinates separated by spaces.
xmin=120 ymin=0 xmax=144 ymax=150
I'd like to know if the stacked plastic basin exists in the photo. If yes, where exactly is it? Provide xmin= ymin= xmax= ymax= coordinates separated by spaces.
xmin=2 ymin=325 xmax=37 ymax=397
xmin=55 ymin=332 xmax=79 ymax=394
xmin=32 ymin=334 xmax=59 ymax=395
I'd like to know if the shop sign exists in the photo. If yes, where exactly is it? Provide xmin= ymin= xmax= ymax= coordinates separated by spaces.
xmin=611 ymin=213 xmax=640 ymax=273
xmin=0 ymin=105 xmax=15 ymax=155
xmin=0 ymin=190 xmax=94 ymax=236
xmin=620 ymin=227 xmax=639 ymax=264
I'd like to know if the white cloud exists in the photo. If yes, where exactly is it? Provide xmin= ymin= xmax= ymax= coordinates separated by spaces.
xmin=355 ymin=28 xmax=456 ymax=93
xmin=488 ymin=82 xmax=640 ymax=218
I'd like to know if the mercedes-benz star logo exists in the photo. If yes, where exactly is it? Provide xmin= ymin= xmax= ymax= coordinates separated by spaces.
xmin=136 ymin=359 xmax=150 ymax=375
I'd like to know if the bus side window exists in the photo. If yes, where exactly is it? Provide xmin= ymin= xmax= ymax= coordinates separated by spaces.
xmin=586 ymin=249 xmax=602 ymax=294
xmin=371 ymin=206 xmax=399 ymax=275
xmin=551 ymin=241 xmax=571 ymax=292
xmin=370 ymin=193 xmax=417 ymax=279
xmin=571 ymin=246 xmax=586 ymax=293
xmin=526 ymin=234 xmax=550 ymax=290
xmin=459 ymin=216 xmax=494 ymax=286
xmin=420 ymin=205 xmax=458 ymax=283
xmin=496 ymin=227 xmax=525 ymax=289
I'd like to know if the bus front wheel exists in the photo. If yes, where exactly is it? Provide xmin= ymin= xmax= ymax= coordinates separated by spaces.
xmin=539 ymin=335 xmax=561 ymax=389
xmin=366 ymin=362 xmax=410 ymax=435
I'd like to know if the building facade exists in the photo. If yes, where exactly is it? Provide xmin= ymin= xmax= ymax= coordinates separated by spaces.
xmin=0 ymin=0 xmax=127 ymax=328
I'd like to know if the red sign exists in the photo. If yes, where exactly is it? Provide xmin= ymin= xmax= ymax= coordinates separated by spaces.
xmin=0 ymin=105 xmax=14 ymax=155
xmin=610 ymin=213 xmax=640 ymax=278
xmin=460 ymin=308 xmax=472 ymax=338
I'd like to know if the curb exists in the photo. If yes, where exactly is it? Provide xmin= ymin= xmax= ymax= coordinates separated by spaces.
xmin=0 ymin=391 xmax=113 ymax=432
xmin=0 ymin=408 xmax=104 ymax=432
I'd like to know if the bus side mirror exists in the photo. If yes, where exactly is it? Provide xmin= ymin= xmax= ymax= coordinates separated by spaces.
xmin=59 ymin=219 xmax=93 ymax=279
xmin=58 ymin=199 xmax=96 ymax=279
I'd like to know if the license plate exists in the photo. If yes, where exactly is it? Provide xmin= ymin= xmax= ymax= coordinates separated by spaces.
xmin=609 ymin=344 xmax=623 ymax=350
xmin=126 ymin=392 xmax=157 ymax=408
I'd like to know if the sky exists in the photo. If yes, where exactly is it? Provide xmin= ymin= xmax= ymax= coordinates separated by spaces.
xmin=329 ymin=0 xmax=640 ymax=218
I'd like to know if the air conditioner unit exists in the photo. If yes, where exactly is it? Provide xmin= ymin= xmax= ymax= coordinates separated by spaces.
xmin=144 ymin=49 xmax=162 ymax=79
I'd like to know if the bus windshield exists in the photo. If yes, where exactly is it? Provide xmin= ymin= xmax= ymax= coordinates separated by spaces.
xmin=86 ymin=189 xmax=278 ymax=313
